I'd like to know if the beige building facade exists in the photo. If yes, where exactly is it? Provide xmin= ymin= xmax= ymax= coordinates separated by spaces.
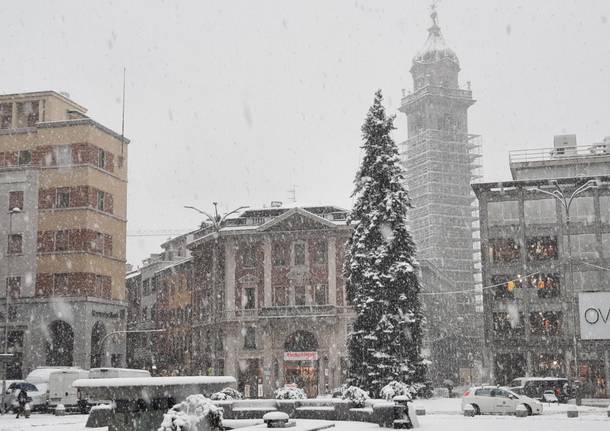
xmin=0 ymin=91 xmax=128 ymax=376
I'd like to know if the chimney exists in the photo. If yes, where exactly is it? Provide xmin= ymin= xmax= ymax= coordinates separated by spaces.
xmin=270 ymin=201 xmax=282 ymax=208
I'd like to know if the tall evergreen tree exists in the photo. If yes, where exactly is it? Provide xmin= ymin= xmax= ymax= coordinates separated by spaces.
xmin=344 ymin=90 xmax=425 ymax=396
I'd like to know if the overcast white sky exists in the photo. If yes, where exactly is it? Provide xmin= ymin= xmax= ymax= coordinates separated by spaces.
xmin=1 ymin=0 xmax=609 ymax=266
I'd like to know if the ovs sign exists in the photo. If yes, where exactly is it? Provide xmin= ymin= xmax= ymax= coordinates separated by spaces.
xmin=579 ymin=292 xmax=610 ymax=340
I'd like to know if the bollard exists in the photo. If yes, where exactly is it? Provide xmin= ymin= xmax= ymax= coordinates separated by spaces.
xmin=463 ymin=404 xmax=475 ymax=417
xmin=24 ymin=404 xmax=31 ymax=418
xmin=414 ymin=407 xmax=425 ymax=416
xmin=55 ymin=404 xmax=66 ymax=416
xmin=515 ymin=404 xmax=528 ymax=418
xmin=567 ymin=407 xmax=578 ymax=418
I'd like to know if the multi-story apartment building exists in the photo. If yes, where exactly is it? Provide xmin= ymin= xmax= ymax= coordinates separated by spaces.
xmin=398 ymin=11 xmax=483 ymax=384
xmin=188 ymin=204 xmax=352 ymax=398
xmin=474 ymin=136 xmax=610 ymax=398
xmin=126 ymin=230 xmax=200 ymax=373
xmin=0 ymin=91 xmax=128 ymax=376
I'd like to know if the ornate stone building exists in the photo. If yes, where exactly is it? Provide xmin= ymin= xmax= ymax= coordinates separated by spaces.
xmin=188 ymin=205 xmax=352 ymax=398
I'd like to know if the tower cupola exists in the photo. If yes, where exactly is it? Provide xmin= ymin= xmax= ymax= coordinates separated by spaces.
xmin=410 ymin=10 xmax=460 ymax=90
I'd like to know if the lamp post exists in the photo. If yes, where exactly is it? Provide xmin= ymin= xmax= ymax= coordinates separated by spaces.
xmin=100 ymin=328 xmax=166 ymax=367
xmin=1 ymin=207 xmax=21 ymax=414
xmin=533 ymin=179 xmax=598 ymax=406
xmin=184 ymin=203 xmax=248 ymax=374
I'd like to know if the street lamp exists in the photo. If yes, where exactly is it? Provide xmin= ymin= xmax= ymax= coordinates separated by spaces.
xmin=2 ymin=207 xmax=21 ymax=414
xmin=533 ymin=179 xmax=598 ymax=405
xmin=184 ymin=203 xmax=248 ymax=375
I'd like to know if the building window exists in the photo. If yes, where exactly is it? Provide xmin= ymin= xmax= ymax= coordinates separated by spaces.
xmin=570 ymin=197 xmax=595 ymax=225
xmin=273 ymin=285 xmax=287 ymax=306
xmin=16 ymin=101 xmax=39 ymax=127
xmin=96 ymin=191 xmax=105 ymax=211
xmin=0 ymin=103 xmax=12 ymax=128
xmin=53 ymin=273 xmax=70 ymax=295
xmin=55 ymin=145 xmax=72 ymax=166
xmin=487 ymin=201 xmax=519 ymax=226
xmin=8 ymin=191 xmax=24 ymax=211
xmin=272 ymin=242 xmax=289 ymax=267
xmin=526 ymin=236 xmax=558 ymax=261
xmin=244 ymin=327 xmax=256 ymax=349
xmin=530 ymin=273 xmax=560 ymax=299
xmin=600 ymin=196 xmax=610 ymax=224
xmin=7 ymin=234 xmax=22 ymax=254
xmin=54 ymin=230 xmax=69 ymax=252
xmin=314 ymin=284 xmax=327 ymax=305
xmin=97 ymin=149 xmax=106 ymax=169
xmin=524 ymin=199 xmax=556 ymax=225
xmin=91 ymin=232 xmax=104 ymax=253
xmin=313 ymin=241 xmax=327 ymax=264
xmin=488 ymin=238 xmax=520 ymax=264
xmin=17 ymin=150 xmax=32 ymax=166
xmin=6 ymin=277 xmax=21 ymax=298
xmin=565 ymin=234 xmax=598 ymax=259
xmin=143 ymin=279 xmax=150 ymax=296
xmin=56 ymin=188 xmax=70 ymax=208
xmin=242 ymin=246 xmax=257 ymax=268
xmin=243 ymin=287 xmax=256 ymax=309
xmin=530 ymin=311 xmax=561 ymax=336
xmin=295 ymin=285 xmax=306 ymax=306
xmin=294 ymin=243 xmax=306 ymax=266
xmin=492 ymin=312 xmax=524 ymax=337
xmin=491 ymin=275 xmax=521 ymax=300
xmin=95 ymin=275 xmax=106 ymax=296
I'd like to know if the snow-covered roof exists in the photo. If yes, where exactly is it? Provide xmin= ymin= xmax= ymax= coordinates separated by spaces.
xmin=413 ymin=11 xmax=459 ymax=66
xmin=26 ymin=367 xmax=83 ymax=384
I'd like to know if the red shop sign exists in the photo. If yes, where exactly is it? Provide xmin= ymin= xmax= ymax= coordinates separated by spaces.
xmin=284 ymin=351 xmax=318 ymax=361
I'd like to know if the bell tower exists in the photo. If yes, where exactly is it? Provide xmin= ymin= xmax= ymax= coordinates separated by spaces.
xmin=399 ymin=8 xmax=482 ymax=384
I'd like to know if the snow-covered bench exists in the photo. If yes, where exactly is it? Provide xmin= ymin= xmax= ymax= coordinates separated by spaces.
xmin=74 ymin=375 xmax=236 ymax=431
xmin=231 ymin=399 xmax=279 ymax=419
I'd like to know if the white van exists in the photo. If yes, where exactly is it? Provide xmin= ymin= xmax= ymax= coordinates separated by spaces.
xmin=77 ymin=368 xmax=151 ymax=413
xmin=25 ymin=367 xmax=82 ymax=411
xmin=48 ymin=369 xmax=90 ymax=409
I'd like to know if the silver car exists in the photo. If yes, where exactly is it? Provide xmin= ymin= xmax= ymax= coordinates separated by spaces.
xmin=462 ymin=386 xmax=543 ymax=415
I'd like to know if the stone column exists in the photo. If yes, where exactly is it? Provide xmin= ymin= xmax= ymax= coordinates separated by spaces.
xmin=328 ymin=237 xmax=337 ymax=305
xmin=225 ymin=240 xmax=236 ymax=313
xmin=263 ymin=237 xmax=272 ymax=307
xmin=526 ymin=350 xmax=533 ymax=376
xmin=262 ymin=330 xmax=273 ymax=397
xmin=223 ymin=328 xmax=238 ymax=380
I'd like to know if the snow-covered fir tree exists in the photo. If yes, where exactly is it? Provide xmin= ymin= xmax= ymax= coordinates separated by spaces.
xmin=344 ymin=90 xmax=425 ymax=396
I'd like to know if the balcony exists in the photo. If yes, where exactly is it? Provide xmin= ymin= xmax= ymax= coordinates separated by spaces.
xmin=221 ymin=305 xmax=354 ymax=321
xmin=400 ymin=85 xmax=473 ymax=110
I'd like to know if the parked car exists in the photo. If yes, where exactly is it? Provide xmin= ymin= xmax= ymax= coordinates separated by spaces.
xmin=522 ymin=377 xmax=569 ymax=403
xmin=2 ymin=380 xmax=25 ymax=411
xmin=462 ymin=386 xmax=543 ymax=416
xmin=7 ymin=382 xmax=48 ymax=412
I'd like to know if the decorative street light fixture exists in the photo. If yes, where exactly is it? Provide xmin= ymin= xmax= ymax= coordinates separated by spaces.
xmin=1 ymin=207 xmax=21 ymax=414
xmin=533 ymin=178 xmax=599 ymax=406
xmin=184 ymin=202 xmax=249 ymax=232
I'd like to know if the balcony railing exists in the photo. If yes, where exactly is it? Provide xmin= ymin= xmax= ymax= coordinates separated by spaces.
xmin=509 ymin=144 xmax=610 ymax=164
xmin=220 ymin=305 xmax=354 ymax=321
xmin=401 ymin=86 xmax=473 ymax=107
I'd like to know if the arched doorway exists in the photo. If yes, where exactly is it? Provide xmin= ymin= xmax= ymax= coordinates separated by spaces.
xmin=284 ymin=331 xmax=319 ymax=397
xmin=46 ymin=320 xmax=74 ymax=366
xmin=90 ymin=321 xmax=106 ymax=368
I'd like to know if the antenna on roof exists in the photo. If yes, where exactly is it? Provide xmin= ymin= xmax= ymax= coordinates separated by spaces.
xmin=288 ymin=185 xmax=297 ymax=203
xmin=120 ymin=67 xmax=126 ymax=156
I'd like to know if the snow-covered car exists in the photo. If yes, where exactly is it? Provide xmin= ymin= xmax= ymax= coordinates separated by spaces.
xmin=462 ymin=386 xmax=543 ymax=416
xmin=542 ymin=390 xmax=558 ymax=403
xmin=8 ymin=382 xmax=49 ymax=412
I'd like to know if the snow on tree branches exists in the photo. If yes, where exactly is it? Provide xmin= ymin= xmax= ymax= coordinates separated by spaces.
xmin=344 ymin=90 xmax=426 ymax=397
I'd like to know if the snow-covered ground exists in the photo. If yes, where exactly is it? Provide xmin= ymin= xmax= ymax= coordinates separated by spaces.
xmin=0 ymin=398 xmax=607 ymax=430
